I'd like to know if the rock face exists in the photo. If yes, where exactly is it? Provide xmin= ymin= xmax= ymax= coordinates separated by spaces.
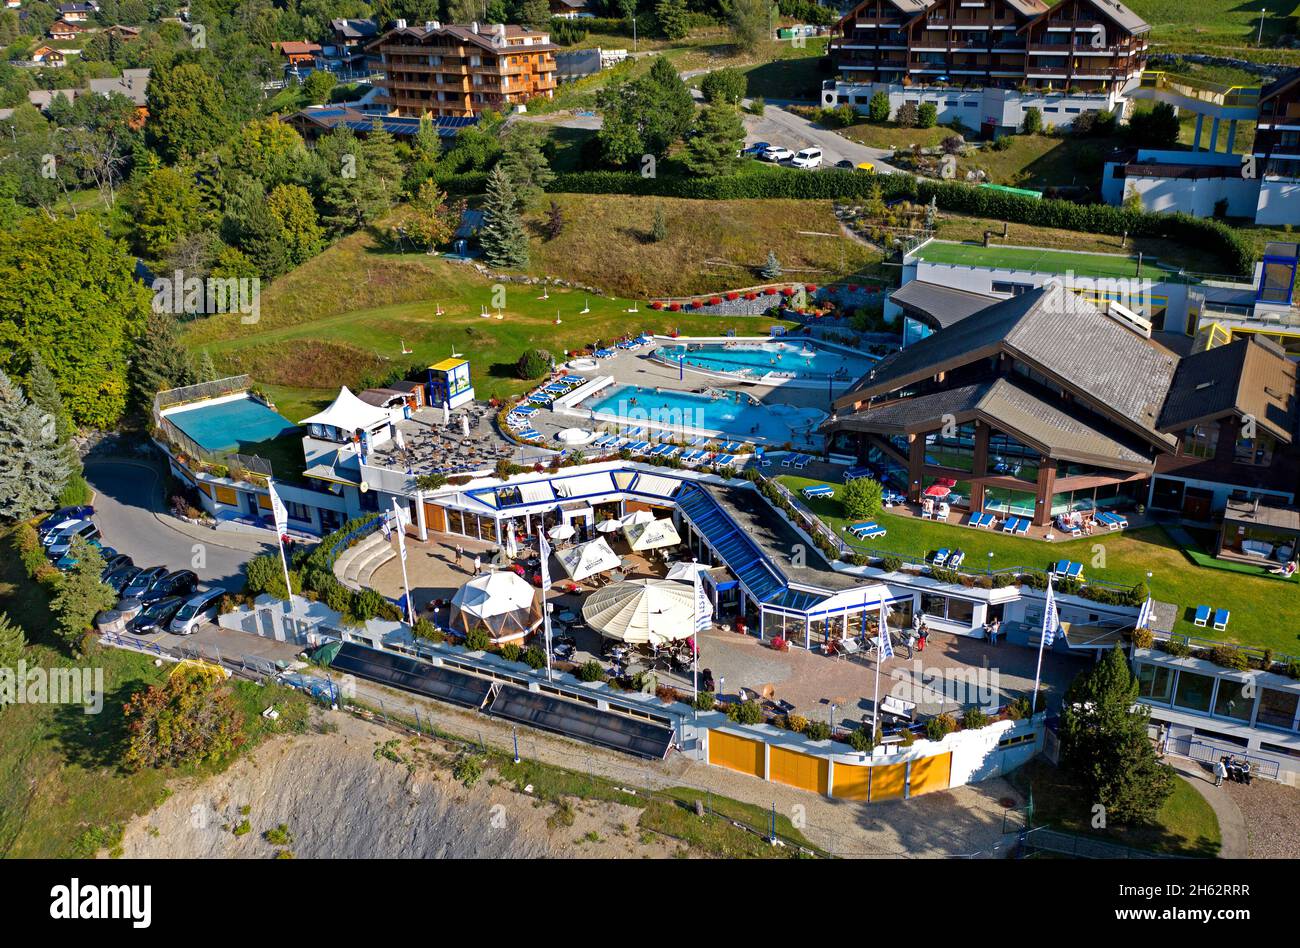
xmin=116 ymin=714 xmax=673 ymax=859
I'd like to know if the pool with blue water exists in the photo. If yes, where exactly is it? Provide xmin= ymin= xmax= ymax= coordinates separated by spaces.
xmin=654 ymin=339 xmax=875 ymax=386
xmin=585 ymin=385 xmax=826 ymax=441
xmin=164 ymin=396 xmax=299 ymax=453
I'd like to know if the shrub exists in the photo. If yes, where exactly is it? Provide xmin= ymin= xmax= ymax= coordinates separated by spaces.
xmin=894 ymin=101 xmax=919 ymax=128
xmin=350 ymin=587 xmax=389 ymax=623
xmin=1286 ymin=659 xmax=1300 ymax=680
xmin=1022 ymin=106 xmax=1042 ymax=135
xmin=500 ymin=642 xmax=522 ymax=663
xmin=1162 ymin=637 xmax=1191 ymax=658
xmin=523 ymin=645 xmax=547 ymax=669
xmin=263 ymin=824 xmax=293 ymax=846
xmin=693 ymin=690 xmax=716 ymax=711
xmin=576 ymin=659 xmax=605 ymax=682
xmin=1210 ymin=645 xmax=1249 ymax=671
xmin=1130 ymin=626 xmax=1154 ymax=649
xmin=412 ymin=617 xmax=441 ymax=642
xmin=867 ymin=90 xmax=890 ymax=123
xmin=515 ymin=348 xmax=553 ymax=380
xmin=881 ymin=555 xmax=903 ymax=572
xmin=917 ymin=102 xmax=937 ymax=128
xmin=464 ymin=627 xmax=492 ymax=651
xmin=925 ymin=713 xmax=956 ymax=742
xmin=453 ymin=755 xmax=485 ymax=788
xmin=726 ymin=700 xmax=764 ymax=725
xmin=842 ymin=476 xmax=883 ymax=522
xmin=804 ymin=720 xmax=831 ymax=741
xmin=961 ymin=707 xmax=990 ymax=730
xmin=848 ymin=726 xmax=875 ymax=752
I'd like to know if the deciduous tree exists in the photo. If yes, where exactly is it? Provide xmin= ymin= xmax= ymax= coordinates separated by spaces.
xmin=50 ymin=537 xmax=114 ymax=654
xmin=122 ymin=667 xmax=245 ymax=771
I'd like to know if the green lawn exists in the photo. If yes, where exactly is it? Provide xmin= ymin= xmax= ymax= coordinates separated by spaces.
xmin=1126 ymin=0 xmax=1300 ymax=61
xmin=912 ymin=240 xmax=1154 ymax=279
xmin=778 ymin=476 xmax=1300 ymax=656
xmin=1014 ymin=759 xmax=1221 ymax=857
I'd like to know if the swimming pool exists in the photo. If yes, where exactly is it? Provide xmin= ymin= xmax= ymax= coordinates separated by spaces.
xmin=164 ymin=395 xmax=299 ymax=453
xmin=584 ymin=385 xmax=826 ymax=442
xmin=653 ymin=339 xmax=876 ymax=388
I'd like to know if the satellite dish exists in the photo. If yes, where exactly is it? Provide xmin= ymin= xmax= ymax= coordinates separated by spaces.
xmin=359 ymin=481 xmax=369 ymax=493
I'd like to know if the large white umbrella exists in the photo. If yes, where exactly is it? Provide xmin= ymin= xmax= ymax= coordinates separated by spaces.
xmin=621 ymin=509 xmax=656 ymax=527
xmin=548 ymin=523 xmax=576 ymax=541
xmin=582 ymin=579 xmax=696 ymax=644
xmin=557 ymin=537 xmax=621 ymax=582
xmin=504 ymin=527 xmax=519 ymax=560
xmin=596 ymin=518 xmax=623 ymax=534
xmin=623 ymin=517 xmax=682 ymax=552
xmin=665 ymin=560 xmax=710 ymax=582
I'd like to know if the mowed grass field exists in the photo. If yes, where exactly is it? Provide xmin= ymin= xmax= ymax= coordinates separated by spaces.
xmin=912 ymin=240 xmax=1152 ymax=278
xmin=778 ymin=476 xmax=1300 ymax=656
xmin=1126 ymin=0 xmax=1300 ymax=59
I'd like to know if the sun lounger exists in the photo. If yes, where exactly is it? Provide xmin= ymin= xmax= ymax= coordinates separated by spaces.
xmin=844 ymin=466 xmax=873 ymax=482
xmin=623 ymin=426 xmax=643 ymax=438
xmin=1052 ymin=560 xmax=1082 ymax=580
xmin=681 ymin=449 xmax=706 ymax=464
xmin=715 ymin=454 xmax=736 ymax=467
xmin=661 ymin=446 xmax=680 ymax=458
xmin=628 ymin=440 xmax=650 ymax=453
xmin=510 ymin=405 xmax=537 ymax=416
xmin=793 ymin=454 xmax=810 ymax=469
xmin=850 ymin=522 xmax=886 ymax=540
xmin=946 ymin=549 xmax=966 ymax=568
xmin=1097 ymin=511 xmax=1128 ymax=530
xmin=968 ymin=512 xmax=994 ymax=529
xmin=1213 ymin=608 xmax=1230 ymax=631
xmin=802 ymin=485 xmax=835 ymax=499
xmin=931 ymin=548 xmax=950 ymax=566
xmin=594 ymin=348 xmax=615 ymax=358
xmin=721 ymin=441 xmax=743 ymax=453
xmin=1193 ymin=605 xmax=1210 ymax=627
xmin=516 ymin=428 xmax=542 ymax=441
xmin=781 ymin=455 xmax=794 ymax=467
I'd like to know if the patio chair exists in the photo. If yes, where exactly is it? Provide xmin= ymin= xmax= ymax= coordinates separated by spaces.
xmin=1213 ymin=608 xmax=1230 ymax=631
xmin=930 ymin=548 xmax=951 ymax=566
xmin=1193 ymin=605 xmax=1211 ymax=627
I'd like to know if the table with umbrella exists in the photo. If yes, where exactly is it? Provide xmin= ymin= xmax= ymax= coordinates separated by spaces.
xmin=582 ymin=578 xmax=698 ymax=677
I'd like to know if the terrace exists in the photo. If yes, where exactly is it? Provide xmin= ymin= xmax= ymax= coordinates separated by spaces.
xmin=776 ymin=473 xmax=1300 ymax=658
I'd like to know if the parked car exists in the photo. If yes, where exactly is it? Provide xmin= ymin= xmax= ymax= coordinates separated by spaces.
xmin=834 ymin=159 xmax=855 ymax=169
xmin=129 ymin=596 xmax=187 ymax=634
xmin=38 ymin=505 xmax=94 ymax=536
xmin=120 ymin=566 xmax=169 ymax=600
xmin=741 ymin=140 xmax=771 ymax=157
xmin=105 ymin=565 xmax=143 ymax=595
xmin=46 ymin=521 xmax=101 ymax=558
xmin=139 ymin=570 xmax=199 ymax=605
xmin=101 ymin=554 xmax=134 ymax=579
xmin=55 ymin=543 xmax=116 ymax=572
xmin=42 ymin=518 xmax=93 ymax=547
xmin=791 ymin=147 xmax=823 ymax=169
xmin=169 ymin=589 xmax=225 ymax=635
xmin=762 ymin=145 xmax=794 ymax=162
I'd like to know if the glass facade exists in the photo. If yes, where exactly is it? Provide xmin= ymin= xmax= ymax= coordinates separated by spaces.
xmin=919 ymin=593 xmax=976 ymax=626
xmin=983 ymin=486 xmax=1036 ymax=518
xmin=1212 ymin=679 xmax=1254 ymax=722
xmin=987 ymin=430 xmax=1040 ymax=482
xmin=1173 ymin=670 xmax=1215 ymax=713
xmin=924 ymin=423 xmax=976 ymax=472
xmin=1257 ymin=688 xmax=1300 ymax=732
xmin=1137 ymin=663 xmax=1173 ymax=703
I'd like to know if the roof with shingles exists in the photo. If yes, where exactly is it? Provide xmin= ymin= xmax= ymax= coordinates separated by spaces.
xmin=890 ymin=280 xmax=999 ymax=329
xmin=1159 ymin=337 xmax=1297 ymax=443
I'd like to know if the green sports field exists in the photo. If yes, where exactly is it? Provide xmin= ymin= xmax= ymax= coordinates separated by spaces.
xmin=913 ymin=241 xmax=1152 ymax=279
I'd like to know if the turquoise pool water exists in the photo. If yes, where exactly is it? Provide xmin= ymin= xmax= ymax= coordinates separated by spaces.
xmin=654 ymin=340 xmax=875 ymax=385
xmin=165 ymin=397 xmax=299 ymax=452
xmin=586 ymin=385 xmax=825 ymax=440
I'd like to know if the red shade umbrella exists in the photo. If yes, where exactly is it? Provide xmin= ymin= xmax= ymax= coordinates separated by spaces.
xmin=924 ymin=484 xmax=950 ymax=497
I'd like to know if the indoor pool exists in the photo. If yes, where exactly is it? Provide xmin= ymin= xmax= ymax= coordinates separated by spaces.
xmin=654 ymin=339 xmax=875 ymax=387
xmin=585 ymin=385 xmax=826 ymax=441
xmin=164 ymin=395 xmax=299 ymax=453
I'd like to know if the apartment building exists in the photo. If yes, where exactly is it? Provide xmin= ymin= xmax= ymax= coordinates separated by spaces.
xmin=369 ymin=20 xmax=557 ymax=118
xmin=823 ymin=0 xmax=1149 ymax=133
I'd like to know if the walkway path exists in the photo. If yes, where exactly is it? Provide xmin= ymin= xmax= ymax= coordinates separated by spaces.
xmin=1165 ymin=756 xmax=1248 ymax=858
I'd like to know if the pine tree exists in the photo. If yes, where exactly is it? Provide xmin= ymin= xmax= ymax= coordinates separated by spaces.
xmin=132 ymin=308 xmax=196 ymax=411
xmin=50 ymin=537 xmax=115 ymax=655
xmin=0 ymin=370 xmax=70 ymax=520
xmin=26 ymin=351 xmax=86 ymax=507
xmin=651 ymin=204 xmax=667 ymax=243
xmin=478 ymin=167 xmax=530 ymax=270
xmin=761 ymin=250 xmax=782 ymax=279
xmin=1059 ymin=645 xmax=1175 ymax=824
xmin=0 ymin=613 xmax=23 ymax=686
xmin=500 ymin=129 xmax=555 ymax=208
xmin=683 ymin=102 xmax=746 ymax=177
xmin=197 ymin=350 xmax=217 ymax=383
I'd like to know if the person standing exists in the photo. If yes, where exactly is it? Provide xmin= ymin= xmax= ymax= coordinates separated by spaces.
xmin=454 ymin=544 xmax=463 ymax=567
xmin=473 ymin=554 xmax=481 ymax=576
xmin=1214 ymin=757 xmax=1228 ymax=787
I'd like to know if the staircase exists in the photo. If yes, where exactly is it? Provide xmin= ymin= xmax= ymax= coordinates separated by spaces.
xmin=334 ymin=532 xmax=396 ymax=592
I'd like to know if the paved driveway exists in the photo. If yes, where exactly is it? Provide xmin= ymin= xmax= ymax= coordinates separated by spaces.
xmin=84 ymin=458 xmax=266 ymax=592
xmin=740 ymin=102 xmax=901 ymax=172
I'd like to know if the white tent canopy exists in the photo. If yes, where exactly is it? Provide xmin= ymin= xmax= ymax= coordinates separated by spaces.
xmin=450 ymin=570 xmax=540 ymax=644
xmin=623 ymin=517 xmax=682 ymax=552
xmin=556 ymin=537 xmax=621 ymax=582
xmin=299 ymin=386 xmax=390 ymax=434
xmin=665 ymin=560 xmax=710 ymax=582
xmin=582 ymin=579 xmax=696 ymax=644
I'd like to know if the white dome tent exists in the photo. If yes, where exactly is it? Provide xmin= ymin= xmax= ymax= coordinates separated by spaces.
xmin=449 ymin=570 xmax=541 ymax=645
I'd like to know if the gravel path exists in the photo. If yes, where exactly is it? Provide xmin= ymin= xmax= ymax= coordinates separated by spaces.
xmin=1224 ymin=775 xmax=1300 ymax=859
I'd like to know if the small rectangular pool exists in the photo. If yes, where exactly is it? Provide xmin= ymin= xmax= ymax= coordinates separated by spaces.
xmin=164 ymin=395 xmax=299 ymax=453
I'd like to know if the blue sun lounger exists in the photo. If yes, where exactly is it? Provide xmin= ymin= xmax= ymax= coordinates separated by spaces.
xmin=510 ymin=405 xmax=537 ymax=416
xmin=1097 ymin=511 xmax=1128 ymax=530
xmin=681 ymin=449 xmax=706 ymax=464
xmin=1213 ymin=608 xmax=1230 ymax=631
xmin=946 ymin=549 xmax=965 ymax=568
xmin=793 ymin=454 xmax=811 ymax=469
xmin=931 ymin=548 xmax=950 ymax=566
xmin=1052 ymin=560 xmax=1083 ymax=580
xmin=1001 ymin=516 xmax=1029 ymax=535
xmin=628 ymin=440 xmax=650 ymax=453
xmin=623 ymin=426 xmax=643 ymax=438
xmin=715 ymin=454 xmax=736 ymax=467
xmin=720 ymin=441 xmax=743 ymax=453
xmin=850 ymin=521 xmax=886 ymax=540
xmin=844 ymin=466 xmax=873 ymax=481
xmin=592 ymin=434 xmax=616 ymax=448
xmin=516 ymin=428 xmax=542 ymax=440
xmin=969 ymin=512 xmax=995 ymax=529
xmin=1193 ymin=605 xmax=1211 ymax=626
xmin=594 ymin=348 xmax=615 ymax=358
xmin=802 ymin=484 xmax=835 ymax=499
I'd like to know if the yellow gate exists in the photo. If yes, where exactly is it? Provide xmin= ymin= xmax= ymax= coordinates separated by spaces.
xmin=870 ymin=762 xmax=906 ymax=801
xmin=708 ymin=730 xmax=764 ymax=778
xmin=908 ymin=752 xmax=952 ymax=797
xmin=769 ymin=746 xmax=828 ymax=794
xmin=831 ymin=763 xmax=871 ymax=801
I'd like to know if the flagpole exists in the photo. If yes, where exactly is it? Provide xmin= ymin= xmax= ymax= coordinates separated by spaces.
xmin=1030 ymin=576 xmax=1053 ymax=716
xmin=538 ymin=531 xmax=554 ymax=682
xmin=392 ymin=499 xmax=415 ymax=626
xmin=268 ymin=479 xmax=294 ymax=620
xmin=872 ymin=601 xmax=884 ymax=737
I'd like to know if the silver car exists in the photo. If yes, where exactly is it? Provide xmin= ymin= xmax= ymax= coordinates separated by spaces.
xmin=168 ymin=590 xmax=224 ymax=636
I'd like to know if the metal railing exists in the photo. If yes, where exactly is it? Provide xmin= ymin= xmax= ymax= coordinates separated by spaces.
xmin=1138 ymin=71 xmax=1261 ymax=109
xmin=152 ymin=375 xmax=276 ymax=481
xmin=1182 ymin=738 xmax=1282 ymax=781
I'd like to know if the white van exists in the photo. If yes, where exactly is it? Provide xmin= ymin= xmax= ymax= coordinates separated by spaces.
xmin=791 ymin=147 xmax=823 ymax=169
xmin=168 ymin=589 xmax=224 ymax=635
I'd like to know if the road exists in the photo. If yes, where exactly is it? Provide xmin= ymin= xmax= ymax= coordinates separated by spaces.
xmin=84 ymin=457 xmax=267 ymax=592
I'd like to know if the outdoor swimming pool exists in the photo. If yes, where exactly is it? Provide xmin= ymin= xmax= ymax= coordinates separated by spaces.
xmin=654 ymin=339 xmax=875 ymax=387
xmin=164 ymin=395 xmax=299 ymax=453
xmin=584 ymin=385 xmax=826 ymax=442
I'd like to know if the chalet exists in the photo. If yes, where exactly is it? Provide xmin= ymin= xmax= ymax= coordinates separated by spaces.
xmin=826 ymin=282 xmax=1298 ymax=527
xmin=271 ymin=39 xmax=322 ymax=73
xmin=323 ymin=17 xmax=379 ymax=76
xmin=30 ymin=46 xmax=68 ymax=67
xmin=823 ymin=0 xmax=1150 ymax=134
xmin=54 ymin=2 xmax=97 ymax=22
xmin=49 ymin=19 xmax=86 ymax=40
xmin=550 ymin=0 xmax=592 ymax=17
xmin=103 ymin=24 xmax=142 ymax=41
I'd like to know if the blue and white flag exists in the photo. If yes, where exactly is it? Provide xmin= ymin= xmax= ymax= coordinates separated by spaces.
xmin=878 ymin=603 xmax=894 ymax=660
xmin=1135 ymin=595 xmax=1153 ymax=631
xmin=267 ymin=479 xmax=288 ymax=535
xmin=693 ymin=569 xmax=713 ymax=633
xmin=538 ymin=531 xmax=552 ymax=591
xmin=1042 ymin=577 xmax=1061 ymax=646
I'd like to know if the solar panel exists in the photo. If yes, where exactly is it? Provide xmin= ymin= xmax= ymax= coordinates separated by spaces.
xmin=487 ymin=686 xmax=675 ymax=760
xmin=329 ymin=642 xmax=493 ymax=709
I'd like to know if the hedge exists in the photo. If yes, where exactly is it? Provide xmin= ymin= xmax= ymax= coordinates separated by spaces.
xmin=540 ymin=169 xmax=1255 ymax=276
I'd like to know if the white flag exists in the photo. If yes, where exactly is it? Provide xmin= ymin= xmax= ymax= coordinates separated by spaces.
xmin=693 ymin=569 xmax=712 ymax=633
xmin=878 ymin=602 xmax=894 ymax=660
xmin=392 ymin=502 xmax=408 ymax=562
xmin=268 ymin=479 xmax=288 ymax=535
xmin=538 ymin=531 xmax=552 ymax=591
xmin=1042 ymin=577 xmax=1061 ymax=646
